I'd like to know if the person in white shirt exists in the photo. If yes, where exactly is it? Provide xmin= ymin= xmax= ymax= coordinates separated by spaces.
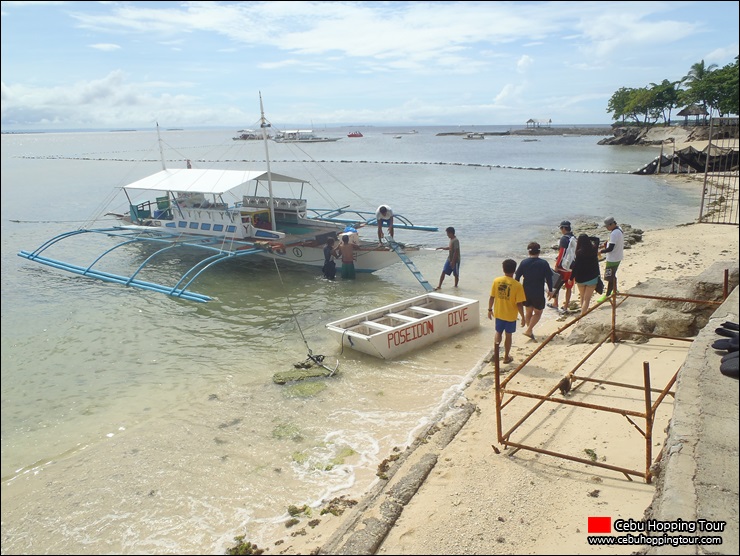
xmin=598 ymin=216 xmax=624 ymax=303
xmin=376 ymin=205 xmax=394 ymax=243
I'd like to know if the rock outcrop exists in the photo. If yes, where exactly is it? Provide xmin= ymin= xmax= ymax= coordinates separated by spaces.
xmin=598 ymin=125 xmax=715 ymax=146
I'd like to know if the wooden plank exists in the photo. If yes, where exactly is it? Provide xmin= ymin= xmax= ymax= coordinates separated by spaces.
xmin=385 ymin=312 xmax=419 ymax=322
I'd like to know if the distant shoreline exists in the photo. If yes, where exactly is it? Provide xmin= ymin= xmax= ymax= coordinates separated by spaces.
xmin=437 ymin=127 xmax=612 ymax=137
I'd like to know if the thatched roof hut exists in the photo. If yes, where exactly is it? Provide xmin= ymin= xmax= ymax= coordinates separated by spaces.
xmin=677 ymin=105 xmax=708 ymax=125
xmin=526 ymin=118 xmax=552 ymax=128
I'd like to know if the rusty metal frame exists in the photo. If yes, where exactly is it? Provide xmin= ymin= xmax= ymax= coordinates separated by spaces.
xmin=493 ymin=270 xmax=731 ymax=483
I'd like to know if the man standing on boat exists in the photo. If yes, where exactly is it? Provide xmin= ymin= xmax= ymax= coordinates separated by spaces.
xmin=376 ymin=205 xmax=394 ymax=244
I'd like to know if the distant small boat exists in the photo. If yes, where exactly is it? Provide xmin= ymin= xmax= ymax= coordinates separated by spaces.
xmin=393 ymin=135 xmax=403 ymax=139
xmin=233 ymin=129 xmax=264 ymax=141
xmin=347 ymin=131 xmax=363 ymax=138
xmin=463 ymin=132 xmax=484 ymax=140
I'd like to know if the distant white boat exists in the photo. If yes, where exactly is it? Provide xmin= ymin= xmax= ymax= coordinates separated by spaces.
xmin=393 ymin=135 xmax=403 ymax=139
xmin=463 ymin=132 xmax=484 ymax=140
xmin=326 ymin=292 xmax=480 ymax=359
xmin=274 ymin=130 xmax=341 ymax=143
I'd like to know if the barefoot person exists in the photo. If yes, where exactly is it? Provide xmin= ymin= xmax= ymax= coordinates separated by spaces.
xmin=597 ymin=216 xmax=624 ymax=303
xmin=375 ymin=205 xmax=394 ymax=244
xmin=488 ymin=259 xmax=526 ymax=364
xmin=570 ymin=234 xmax=601 ymax=316
xmin=434 ymin=226 xmax=460 ymax=290
xmin=337 ymin=234 xmax=358 ymax=280
xmin=548 ymin=220 xmax=576 ymax=313
xmin=515 ymin=242 xmax=553 ymax=341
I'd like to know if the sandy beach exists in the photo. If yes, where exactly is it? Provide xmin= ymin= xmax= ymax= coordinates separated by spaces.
xmin=234 ymin=175 xmax=739 ymax=556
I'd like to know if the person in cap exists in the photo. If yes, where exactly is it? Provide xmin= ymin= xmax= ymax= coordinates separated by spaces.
xmin=375 ymin=205 xmax=394 ymax=244
xmin=515 ymin=241 xmax=553 ymax=341
xmin=548 ymin=220 xmax=576 ymax=313
xmin=597 ymin=217 xmax=624 ymax=303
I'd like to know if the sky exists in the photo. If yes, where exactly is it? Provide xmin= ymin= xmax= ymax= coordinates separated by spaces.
xmin=1 ymin=1 xmax=738 ymax=131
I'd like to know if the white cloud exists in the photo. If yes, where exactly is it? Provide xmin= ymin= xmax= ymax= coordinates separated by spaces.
xmin=89 ymin=43 xmax=121 ymax=51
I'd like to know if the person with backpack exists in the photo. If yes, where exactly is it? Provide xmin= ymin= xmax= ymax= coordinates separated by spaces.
xmin=548 ymin=220 xmax=576 ymax=314
xmin=570 ymin=234 xmax=601 ymax=317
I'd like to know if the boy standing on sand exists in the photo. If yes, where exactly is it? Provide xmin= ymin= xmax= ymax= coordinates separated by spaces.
xmin=488 ymin=259 xmax=526 ymax=364
xmin=434 ymin=226 xmax=460 ymax=290
xmin=597 ymin=216 xmax=624 ymax=303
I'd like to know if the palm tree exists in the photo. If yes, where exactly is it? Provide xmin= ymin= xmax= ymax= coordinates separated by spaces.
xmin=681 ymin=60 xmax=718 ymax=120
xmin=682 ymin=59 xmax=718 ymax=85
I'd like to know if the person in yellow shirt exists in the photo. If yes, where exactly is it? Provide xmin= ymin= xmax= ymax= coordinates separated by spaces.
xmin=488 ymin=259 xmax=527 ymax=364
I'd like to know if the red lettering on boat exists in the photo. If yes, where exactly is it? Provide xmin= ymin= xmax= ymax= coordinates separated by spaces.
xmin=387 ymin=321 xmax=434 ymax=348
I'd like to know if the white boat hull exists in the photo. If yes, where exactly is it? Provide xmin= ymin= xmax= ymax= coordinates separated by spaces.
xmin=326 ymin=293 xmax=480 ymax=359
xmin=258 ymin=242 xmax=412 ymax=273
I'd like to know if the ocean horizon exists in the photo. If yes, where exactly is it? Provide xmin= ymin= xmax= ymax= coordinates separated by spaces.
xmin=1 ymin=122 xmax=616 ymax=135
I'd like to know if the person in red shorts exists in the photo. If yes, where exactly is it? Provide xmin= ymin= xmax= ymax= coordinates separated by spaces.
xmin=548 ymin=220 xmax=576 ymax=314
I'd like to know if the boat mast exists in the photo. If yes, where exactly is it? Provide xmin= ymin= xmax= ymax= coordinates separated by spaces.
xmin=259 ymin=92 xmax=276 ymax=231
xmin=156 ymin=122 xmax=166 ymax=171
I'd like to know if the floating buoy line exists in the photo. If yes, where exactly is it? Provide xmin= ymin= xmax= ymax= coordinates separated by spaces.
xmin=14 ymin=155 xmax=629 ymax=174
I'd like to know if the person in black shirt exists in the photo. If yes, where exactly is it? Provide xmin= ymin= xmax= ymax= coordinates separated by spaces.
xmin=515 ymin=241 xmax=553 ymax=341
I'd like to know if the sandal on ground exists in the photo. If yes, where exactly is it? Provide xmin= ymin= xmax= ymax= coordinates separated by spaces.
xmin=547 ymin=303 xmax=558 ymax=309
xmin=503 ymin=356 xmax=514 ymax=364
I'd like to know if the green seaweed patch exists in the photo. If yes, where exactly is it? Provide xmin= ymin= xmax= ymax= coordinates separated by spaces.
xmin=291 ymin=451 xmax=309 ymax=464
xmin=284 ymin=380 xmax=327 ymax=398
xmin=584 ymin=448 xmax=598 ymax=462
xmin=319 ymin=496 xmax=358 ymax=516
xmin=225 ymin=536 xmax=264 ymax=555
xmin=285 ymin=517 xmax=300 ymax=528
xmin=272 ymin=423 xmax=304 ymax=442
xmin=288 ymin=504 xmax=311 ymax=517
xmin=329 ymin=446 xmax=357 ymax=468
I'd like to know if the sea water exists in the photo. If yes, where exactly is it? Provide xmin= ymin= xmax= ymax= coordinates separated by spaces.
xmin=0 ymin=126 xmax=700 ymax=554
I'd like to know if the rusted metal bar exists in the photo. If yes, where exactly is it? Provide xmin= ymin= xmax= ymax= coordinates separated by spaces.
xmin=500 ymin=440 xmax=644 ymax=481
xmin=494 ymin=344 xmax=503 ymax=445
xmin=572 ymin=374 xmax=674 ymax=396
xmin=612 ymin=329 xmax=695 ymax=342
xmin=501 ymin=388 xmax=646 ymax=418
xmin=500 ymin=382 xmax=563 ymax=441
xmin=643 ymin=361 xmax=654 ymax=484
xmin=618 ymin=292 xmax=722 ymax=305
xmin=651 ymin=371 xmax=679 ymax=413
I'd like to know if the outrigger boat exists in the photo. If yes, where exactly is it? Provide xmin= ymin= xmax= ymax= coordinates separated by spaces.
xmin=326 ymin=292 xmax=480 ymax=360
xmin=17 ymin=95 xmax=438 ymax=303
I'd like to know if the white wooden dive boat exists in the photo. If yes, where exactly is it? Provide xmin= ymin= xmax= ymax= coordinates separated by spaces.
xmin=16 ymin=94 xmax=438 ymax=302
xmin=326 ymin=293 xmax=480 ymax=359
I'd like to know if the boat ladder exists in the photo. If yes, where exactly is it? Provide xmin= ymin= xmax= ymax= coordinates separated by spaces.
xmin=387 ymin=240 xmax=434 ymax=292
